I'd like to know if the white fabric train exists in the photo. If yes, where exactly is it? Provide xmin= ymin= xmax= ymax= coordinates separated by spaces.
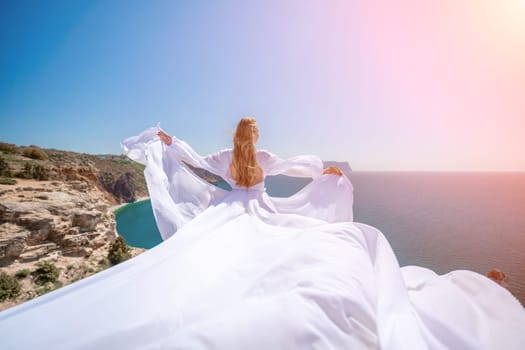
xmin=1 ymin=125 xmax=524 ymax=349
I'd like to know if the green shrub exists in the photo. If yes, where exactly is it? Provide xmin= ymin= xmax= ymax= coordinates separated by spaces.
xmin=94 ymin=257 xmax=110 ymax=274
xmin=0 ymin=177 xmax=16 ymax=185
xmin=36 ymin=281 xmax=63 ymax=296
xmin=15 ymin=269 xmax=30 ymax=278
xmin=94 ymin=265 xmax=108 ymax=274
xmin=0 ymin=142 xmax=18 ymax=154
xmin=16 ymin=162 xmax=49 ymax=180
xmin=22 ymin=146 xmax=48 ymax=160
xmin=108 ymin=236 xmax=132 ymax=266
xmin=82 ymin=265 xmax=94 ymax=274
xmin=33 ymin=164 xmax=49 ymax=180
xmin=17 ymin=162 xmax=34 ymax=179
xmin=0 ymin=272 xmax=21 ymax=301
xmin=32 ymin=261 xmax=60 ymax=285
xmin=0 ymin=155 xmax=11 ymax=177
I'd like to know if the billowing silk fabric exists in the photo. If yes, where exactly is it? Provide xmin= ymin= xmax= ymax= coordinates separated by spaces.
xmin=1 ymin=126 xmax=524 ymax=349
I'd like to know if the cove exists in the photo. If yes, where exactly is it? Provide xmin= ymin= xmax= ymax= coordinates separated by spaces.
xmin=115 ymin=199 xmax=163 ymax=249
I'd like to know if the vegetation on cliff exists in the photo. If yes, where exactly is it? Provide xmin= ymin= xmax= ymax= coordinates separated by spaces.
xmin=108 ymin=236 xmax=132 ymax=265
xmin=0 ymin=140 xmax=148 ymax=310
xmin=0 ymin=141 xmax=147 ymax=203
xmin=32 ymin=260 xmax=60 ymax=285
xmin=0 ymin=272 xmax=21 ymax=301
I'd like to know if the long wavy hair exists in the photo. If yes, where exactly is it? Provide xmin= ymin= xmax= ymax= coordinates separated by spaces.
xmin=231 ymin=117 xmax=259 ymax=187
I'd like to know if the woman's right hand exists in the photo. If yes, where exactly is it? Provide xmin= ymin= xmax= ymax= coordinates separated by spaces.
xmin=157 ymin=130 xmax=173 ymax=146
xmin=323 ymin=166 xmax=343 ymax=176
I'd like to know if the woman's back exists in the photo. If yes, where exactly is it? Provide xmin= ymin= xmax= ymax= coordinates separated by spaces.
xmin=229 ymin=158 xmax=264 ymax=188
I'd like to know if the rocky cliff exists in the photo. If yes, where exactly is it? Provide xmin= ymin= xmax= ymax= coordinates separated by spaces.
xmin=1 ymin=180 xmax=115 ymax=265
xmin=0 ymin=179 xmax=146 ymax=311
xmin=0 ymin=142 xmax=148 ymax=203
xmin=0 ymin=143 xmax=147 ymax=311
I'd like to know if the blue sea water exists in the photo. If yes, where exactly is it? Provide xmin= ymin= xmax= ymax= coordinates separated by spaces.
xmin=115 ymin=171 xmax=525 ymax=305
xmin=115 ymin=200 xmax=162 ymax=249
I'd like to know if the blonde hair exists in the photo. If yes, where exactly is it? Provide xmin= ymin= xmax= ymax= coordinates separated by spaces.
xmin=231 ymin=117 xmax=259 ymax=187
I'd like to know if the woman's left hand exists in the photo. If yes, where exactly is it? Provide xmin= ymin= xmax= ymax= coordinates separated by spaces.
xmin=323 ymin=166 xmax=343 ymax=176
xmin=157 ymin=130 xmax=173 ymax=146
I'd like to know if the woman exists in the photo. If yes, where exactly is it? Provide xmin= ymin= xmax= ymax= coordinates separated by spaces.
xmin=159 ymin=117 xmax=343 ymax=186
xmin=1 ymin=118 xmax=524 ymax=349
xmin=154 ymin=116 xmax=349 ymax=233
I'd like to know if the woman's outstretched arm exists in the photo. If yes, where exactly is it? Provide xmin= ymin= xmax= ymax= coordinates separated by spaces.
xmin=157 ymin=130 xmax=173 ymax=145
xmin=259 ymin=150 xmax=342 ymax=178
xmin=157 ymin=130 xmax=230 ymax=177
xmin=159 ymin=131 xmax=341 ymax=177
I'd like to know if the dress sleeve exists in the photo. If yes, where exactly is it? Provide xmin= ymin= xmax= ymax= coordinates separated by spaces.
xmin=258 ymin=150 xmax=323 ymax=179
xmin=167 ymin=136 xmax=230 ymax=178
xmin=121 ymin=126 xmax=229 ymax=241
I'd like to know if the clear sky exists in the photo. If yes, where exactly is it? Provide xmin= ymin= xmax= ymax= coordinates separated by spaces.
xmin=1 ymin=0 xmax=523 ymax=171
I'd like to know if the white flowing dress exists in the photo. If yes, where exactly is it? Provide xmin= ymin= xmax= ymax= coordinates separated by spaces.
xmin=1 ymin=126 xmax=524 ymax=350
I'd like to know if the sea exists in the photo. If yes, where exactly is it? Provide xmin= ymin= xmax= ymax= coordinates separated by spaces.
xmin=115 ymin=171 xmax=525 ymax=306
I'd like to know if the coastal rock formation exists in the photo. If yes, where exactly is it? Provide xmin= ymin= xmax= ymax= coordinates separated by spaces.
xmin=0 ymin=181 xmax=115 ymax=265
xmin=0 ymin=144 xmax=148 ymax=205
xmin=99 ymin=172 xmax=136 ymax=202
xmin=0 ymin=142 xmax=153 ymax=310
xmin=112 ymin=173 xmax=135 ymax=202
xmin=0 ymin=179 xmax=145 ymax=311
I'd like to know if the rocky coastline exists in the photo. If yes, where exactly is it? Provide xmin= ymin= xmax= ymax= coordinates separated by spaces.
xmin=0 ymin=179 xmax=145 ymax=311
xmin=0 ymin=143 xmax=148 ymax=311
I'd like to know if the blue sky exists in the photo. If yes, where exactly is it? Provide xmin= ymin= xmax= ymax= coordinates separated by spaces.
xmin=1 ymin=0 xmax=524 ymax=171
